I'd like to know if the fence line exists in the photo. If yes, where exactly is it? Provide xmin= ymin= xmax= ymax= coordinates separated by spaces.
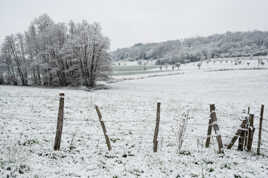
xmin=0 ymin=94 xmax=267 ymax=155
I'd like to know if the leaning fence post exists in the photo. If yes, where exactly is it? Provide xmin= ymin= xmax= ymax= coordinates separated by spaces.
xmin=153 ymin=102 xmax=161 ymax=152
xmin=95 ymin=105 xmax=112 ymax=151
xmin=257 ymin=105 xmax=264 ymax=155
xmin=247 ymin=114 xmax=255 ymax=151
xmin=54 ymin=93 xmax=64 ymax=151
xmin=227 ymin=119 xmax=247 ymax=149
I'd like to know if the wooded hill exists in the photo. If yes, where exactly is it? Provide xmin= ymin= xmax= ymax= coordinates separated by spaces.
xmin=111 ymin=31 xmax=268 ymax=64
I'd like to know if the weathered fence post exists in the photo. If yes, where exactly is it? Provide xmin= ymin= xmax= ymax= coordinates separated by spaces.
xmin=238 ymin=119 xmax=246 ymax=151
xmin=244 ymin=107 xmax=250 ymax=147
xmin=205 ymin=104 xmax=223 ymax=153
xmin=257 ymin=105 xmax=264 ymax=155
xmin=244 ymin=116 xmax=249 ymax=148
xmin=238 ymin=111 xmax=248 ymax=151
xmin=54 ymin=93 xmax=64 ymax=151
xmin=95 ymin=105 xmax=112 ymax=151
xmin=205 ymin=105 xmax=214 ymax=148
xmin=153 ymin=102 xmax=161 ymax=152
xmin=227 ymin=119 xmax=247 ymax=149
xmin=247 ymin=114 xmax=255 ymax=151
xmin=210 ymin=104 xmax=224 ymax=153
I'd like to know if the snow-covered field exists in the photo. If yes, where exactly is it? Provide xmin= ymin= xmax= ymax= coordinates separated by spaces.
xmin=1 ymin=61 xmax=268 ymax=177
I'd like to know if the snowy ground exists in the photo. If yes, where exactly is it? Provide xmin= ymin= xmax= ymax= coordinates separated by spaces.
xmin=1 ymin=61 xmax=268 ymax=177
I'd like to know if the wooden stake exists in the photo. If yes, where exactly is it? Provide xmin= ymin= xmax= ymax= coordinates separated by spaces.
xmin=247 ymin=114 xmax=255 ymax=151
xmin=153 ymin=102 xmax=161 ymax=152
xmin=210 ymin=104 xmax=224 ymax=153
xmin=54 ymin=93 xmax=64 ymax=151
xmin=95 ymin=105 xmax=112 ymax=151
xmin=245 ymin=106 xmax=250 ymax=147
xmin=257 ymin=105 xmax=264 ymax=155
xmin=238 ymin=121 xmax=246 ymax=151
xmin=227 ymin=119 xmax=247 ymax=149
xmin=205 ymin=105 xmax=215 ymax=148
xmin=244 ymin=115 xmax=249 ymax=148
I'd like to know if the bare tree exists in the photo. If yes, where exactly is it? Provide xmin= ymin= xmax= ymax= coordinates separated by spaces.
xmin=0 ymin=14 xmax=111 ymax=87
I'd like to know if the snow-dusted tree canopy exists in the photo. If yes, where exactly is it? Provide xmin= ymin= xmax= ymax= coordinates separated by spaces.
xmin=0 ymin=14 xmax=111 ymax=87
xmin=111 ymin=31 xmax=268 ymax=64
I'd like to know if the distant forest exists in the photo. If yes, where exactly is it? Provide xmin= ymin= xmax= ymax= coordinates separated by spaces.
xmin=111 ymin=31 xmax=268 ymax=64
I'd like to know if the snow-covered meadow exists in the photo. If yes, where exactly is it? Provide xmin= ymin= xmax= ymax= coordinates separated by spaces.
xmin=1 ymin=60 xmax=268 ymax=177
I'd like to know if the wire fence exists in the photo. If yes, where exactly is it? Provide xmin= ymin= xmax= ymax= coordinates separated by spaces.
xmin=0 ymin=94 xmax=267 ymax=155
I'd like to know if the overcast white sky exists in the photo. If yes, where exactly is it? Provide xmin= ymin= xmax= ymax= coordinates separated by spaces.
xmin=1 ymin=0 xmax=268 ymax=50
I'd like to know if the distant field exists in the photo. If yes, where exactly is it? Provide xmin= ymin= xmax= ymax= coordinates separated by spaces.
xmin=112 ymin=65 xmax=159 ymax=76
xmin=111 ymin=57 xmax=268 ymax=78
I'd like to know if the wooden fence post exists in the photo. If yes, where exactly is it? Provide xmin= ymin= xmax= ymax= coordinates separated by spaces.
xmin=244 ymin=116 xmax=249 ymax=148
xmin=153 ymin=102 xmax=161 ymax=152
xmin=244 ymin=107 xmax=250 ymax=147
xmin=227 ymin=119 xmax=247 ymax=149
xmin=238 ymin=111 xmax=248 ymax=151
xmin=257 ymin=105 xmax=264 ymax=155
xmin=205 ymin=105 xmax=214 ymax=148
xmin=247 ymin=114 xmax=255 ymax=151
xmin=54 ymin=93 xmax=64 ymax=151
xmin=245 ymin=107 xmax=251 ymax=147
xmin=95 ymin=105 xmax=112 ymax=151
xmin=210 ymin=104 xmax=224 ymax=153
xmin=238 ymin=120 xmax=246 ymax=151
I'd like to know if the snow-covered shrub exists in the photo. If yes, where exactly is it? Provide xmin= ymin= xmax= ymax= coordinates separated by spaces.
xmin=68 ymin=131 xmax=78 ymax=151
xmin=196 ymin=137 xmax=204 ymax=152
xmin=175 ymin=111 xmax=190 ymax=153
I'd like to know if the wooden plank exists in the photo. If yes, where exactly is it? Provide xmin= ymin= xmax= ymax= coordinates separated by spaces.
xmin=95 ymin=105 xmax=112 ymax=151
xmin=54 ymin=93 xmax=64 ymax=151
xmin=153 ymin=102 xmax=161 ymax=152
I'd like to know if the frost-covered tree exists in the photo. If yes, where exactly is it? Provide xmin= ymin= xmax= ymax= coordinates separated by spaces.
xmin=64 ymin=21 xmax=110 ymax=87
xmin=0 ymin=34 xmax=28 ymax=85
xmin=0 ymin=14 xmax=111 ymax=87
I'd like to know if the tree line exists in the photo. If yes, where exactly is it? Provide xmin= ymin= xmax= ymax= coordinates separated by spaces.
xmin=111 ymin=31 xmax=268 ymax=64
xmin=0 ymin=14 xmax=111 ymax=87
